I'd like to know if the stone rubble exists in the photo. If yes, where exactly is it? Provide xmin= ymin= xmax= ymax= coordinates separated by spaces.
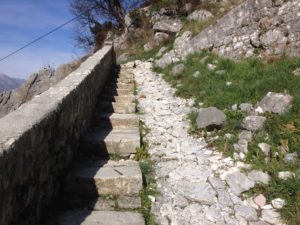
xmin=132 ymin=60 xmax=284 ymax=225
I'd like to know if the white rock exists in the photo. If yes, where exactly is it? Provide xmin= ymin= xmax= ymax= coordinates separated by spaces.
xmin=261 ymin=209 xmax=282 ymax=224
xmin=245 ymin=197 xmax=259 ymax=210
xmin=248 ymin=170 xmax=271 ymax=185
xmin=232 ymin=104 xmax=238 ymax=110
xmin=278 ymin=171 xmax=295 ymax=180
xmin=258 ymin=143 xmax=271 ymax=157
xmin=176 ymin=181 xmax=217 ymax=205
xmin=249 ymin=221 xmax=270 ymax=225
xmin=234 ymin=139 xmax=248 ymax=154
xmin=254 ymin=194 xmax=267 ymax=207
xmin=242 ymin=116 xmax=266 ymax=131
xmin=234 ymin=205 xmax=258 ymax=221
xmin=240 ymin=103 xmax=253 ymax=113
xmin=225 ymin=133 xmax=234 ymax=140
xmin=207 ymin=64 xmax=217 ymax=71
xmin=225 ymin=171 xmax=255 ymax=196
xmin=284 ymin=152 xmax=298 ymax=164
xmin=271 ymin=198 xmax=286 ymax=209
xmin=193 ymin=71 xmax=201 ymax=78
xmin=239 ymin=130 xmax=252 ymax=142
xmin=261 ymin=204 xmax=273 ymax=210
xmin=148 ymin=195 xmax=156 ymax=202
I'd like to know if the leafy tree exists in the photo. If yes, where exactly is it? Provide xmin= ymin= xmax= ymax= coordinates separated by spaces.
xmin=70 ymin=0 xmax=143 ymax=51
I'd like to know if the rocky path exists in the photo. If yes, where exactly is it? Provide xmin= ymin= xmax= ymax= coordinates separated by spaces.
xmin=133 ymin=61 xmax=282 ymax=225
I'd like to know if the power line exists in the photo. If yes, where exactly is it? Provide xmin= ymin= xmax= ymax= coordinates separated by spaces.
xmin=0 ymin=15 xmax=80 ymax=63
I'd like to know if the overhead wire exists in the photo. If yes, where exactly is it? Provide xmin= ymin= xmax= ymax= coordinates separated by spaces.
xmin=0 ymin=14 xmax=83 ymax=63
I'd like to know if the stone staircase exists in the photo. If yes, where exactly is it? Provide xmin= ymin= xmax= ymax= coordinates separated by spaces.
xmin=45 ymin=66 xmax=145 ymax=225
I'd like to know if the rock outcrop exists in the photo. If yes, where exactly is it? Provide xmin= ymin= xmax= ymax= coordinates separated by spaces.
xmin=156 ymin=0 xmax=300 ymax=68
xmin=0 ymin=60 xmax=82 ymax=119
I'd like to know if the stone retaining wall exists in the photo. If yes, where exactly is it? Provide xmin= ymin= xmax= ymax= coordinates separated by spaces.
xmin=0 ymin=45 xmax=115 ymax=225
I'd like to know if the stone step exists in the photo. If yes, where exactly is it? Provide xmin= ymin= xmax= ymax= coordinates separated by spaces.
xmin=66 ymin=160 xmax=143 ymax=197
xmin=109 ymin=77 xmax=134 ymax=84
xmin=97 ymin=113 xmax=139 ymax=129
xmin=90 ymin=195 xmax=142 ymax=210
xmin=101 ymin=95 xmax=135 ymax=103
xmin=47 ymin=210 xmax=145 ymax=225
xmin=98 ymin=101 xmax=136 ymax=114
xmin=103 ymin=87 xmax=133 ymax=96
xmin=117 ymin=77 xmax=134 ymax=83
xmin=106 ymin=82 xmax=134 ymax=90
xmin=81 ymin=128 xmax=140 ymax=156
xmin=117 ymin=73 xmax=134 ymax=79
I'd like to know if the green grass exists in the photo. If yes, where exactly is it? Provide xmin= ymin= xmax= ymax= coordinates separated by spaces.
xmin=109 ymin=153 xmax=122 ymax=161
xmin=117 ymin=32 xmax=176 ymax=64
xmin=134 ymin=120 xmax=157 ymax=225
xmin=154 ymin=50 xmax=300 ymax=224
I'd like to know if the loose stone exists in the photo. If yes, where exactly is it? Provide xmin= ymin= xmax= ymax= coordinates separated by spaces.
xmin=261 ymin=209 xmax=282 ymax=224
xmin=254 ymin=194 xmax=267 ymax=207
xmin=271 ymin=198 xmax=286 ymax=209
xmin=248 ymin=170 xmax=271 ymax=185
xmin=225 ymin=171 xmax=255 ymax=195
xmin=241 ymin=116 xmax=266 ymax=131
xmin=278 ymin=171 xmax=295 ymax=180
xmin=234 ymin=205 xmax=258 ymax=221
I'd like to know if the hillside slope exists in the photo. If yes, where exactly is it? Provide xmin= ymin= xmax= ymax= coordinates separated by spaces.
xmin=155 ymin=0 xmax=300 ymax=68
xmin=0 ymin=60 xmax=83 ymax=119
xmin=0 ymin=74 xmax=24 ymax=92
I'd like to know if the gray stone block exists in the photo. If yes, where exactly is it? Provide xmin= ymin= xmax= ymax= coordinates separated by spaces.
xmin=66 ymin=160 xmax=143 ymax=197
xmin=48 ymin=210 xmax=145 ymax=225
xmin=98 ymin=113 xmax=139 ymax=129
xmin=82 ymin=128 xmax=140 ymax=155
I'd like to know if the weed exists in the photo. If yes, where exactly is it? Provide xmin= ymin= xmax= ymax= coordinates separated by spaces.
xmin=133 ymin=114 xmax=157 ymax=224
xmin=109 ymin=153 xmax=122 ymax=161
xmin=187 ymin=110 xmax=198 ymax=134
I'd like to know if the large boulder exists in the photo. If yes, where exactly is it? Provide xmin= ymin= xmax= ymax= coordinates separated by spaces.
xmin=196 ymin=107 xmax=227 ymax=129
xmin=153 ymin=19 xmax=183 ymax=34
xmin=187 ymin=9 xmax=213 ymax=22
xmin=256 ymin=92 xmax=293 ymax=114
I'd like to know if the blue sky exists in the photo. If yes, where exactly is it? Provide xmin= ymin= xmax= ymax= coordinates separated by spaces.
xmin=0 ymin=0 xmax=84 ymax=79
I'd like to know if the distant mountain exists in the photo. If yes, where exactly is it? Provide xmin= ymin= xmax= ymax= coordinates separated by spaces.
xmin=0 ymin=73 xmax=25 ymax=92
